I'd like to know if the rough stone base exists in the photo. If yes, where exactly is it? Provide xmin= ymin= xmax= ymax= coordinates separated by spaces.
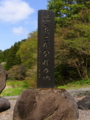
xmin=13 ymin=88 xmax=79 ymax=120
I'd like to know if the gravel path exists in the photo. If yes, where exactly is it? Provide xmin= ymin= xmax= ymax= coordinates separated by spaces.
xmin=68 ymin=87 xmax=90 ymax=97
xmin=0 ymin=88 xmax=90 ymax=120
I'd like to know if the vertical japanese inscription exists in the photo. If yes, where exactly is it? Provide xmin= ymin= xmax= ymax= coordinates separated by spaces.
xmin=37 ymin=10 xmax=54 ymax=88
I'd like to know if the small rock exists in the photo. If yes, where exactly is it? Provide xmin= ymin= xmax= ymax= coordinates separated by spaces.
xmin=77 ymin=96 xmax=90 ymax=110
xmin=0 ymin=97 xmax=10 ymax=112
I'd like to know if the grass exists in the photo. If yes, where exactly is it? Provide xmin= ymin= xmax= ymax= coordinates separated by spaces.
xmin=58 ymin=78 xmax=90 ymax=90
xmin=1 ymin=80 xmax=29 ymax=97
xmin=1 ymin=78 xmax=90 ymax=96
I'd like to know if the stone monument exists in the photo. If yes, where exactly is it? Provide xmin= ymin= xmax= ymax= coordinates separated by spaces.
xmin=37 ymin=10 xmax=54 ymax=88
xmin=13 ymin=10 xmax=79 ymax=120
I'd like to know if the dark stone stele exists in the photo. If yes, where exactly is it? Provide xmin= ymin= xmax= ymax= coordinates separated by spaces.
xmin=37 ymin=10 xmax=54 ymax=88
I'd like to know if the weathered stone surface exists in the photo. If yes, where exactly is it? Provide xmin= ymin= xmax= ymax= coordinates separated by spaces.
xmin=13 ymin=89 xmax=79 ymax=120
xmin=0 ymin=97 xmax=10 ymax=112
xmin=0 ymin=64 xmax=8 ymax=93
xmin=77 ymin=96 xmax=90 ymax=110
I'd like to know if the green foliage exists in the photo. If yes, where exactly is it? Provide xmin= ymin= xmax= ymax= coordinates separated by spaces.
xmin=6 ymin=80 xmax=28 ymax=88
xmin=1 ymin=88 xmax=22 ymax=96
xmin=55 ymin=64 xmax=68 ymax=85
xmin=1 ymin=80 xmax=28 ymax=96
xmin=0 ymin=40 xmax=26 ymax=70
xmin=47 ymin=0 xmax=90 ymax=27
xmin=25 ymin=65 xmax=37 ymax=88
xmin=55 ymin=64 xmax=80 ymax=86
xmin=0 ymin=49 xmax=10 ymax=63
xmin=48 ymin=0 xmax=90 ymax=85
xmin=58 ymin=78 xmax=90 ymax=90
xmin=5 ymin=42 xmax=22 ymax=70
xmin=0 ymin=50 xmax=3 ymax=63
xmin=0 ymin=31 xmax=37 ymax=87
xmin=55 ymin=20 xmax=90 ymax=81
xmin=17 ymin=31 xmax=37 ymax=69
xmin=7 ymin=65 xmax=26 ymax=80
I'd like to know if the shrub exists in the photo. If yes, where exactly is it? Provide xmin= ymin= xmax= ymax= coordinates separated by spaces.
xmin=7 ymin=65 xmax=26 ymax=80
xmin=25 ymin=65 xmax=37 ymax=88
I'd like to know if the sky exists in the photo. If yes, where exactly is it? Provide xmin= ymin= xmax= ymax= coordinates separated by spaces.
xmin=0 ymin=0 xmax=48 ymax=51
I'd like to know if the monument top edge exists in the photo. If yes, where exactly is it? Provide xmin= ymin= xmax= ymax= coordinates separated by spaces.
xmin=38 ymin=9 xmax=54 ymax=12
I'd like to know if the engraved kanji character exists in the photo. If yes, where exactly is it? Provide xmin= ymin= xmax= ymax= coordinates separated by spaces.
xmin=43 ymin=50 xmax=50 ymax=57
xmin=42 ymin=14 xmax=50 ymax=22
xmin=43 ymin=42 xmax=48 ymax=48
xmin=43 ymin=24 xmax=49 ymax=33
xmin=44 ymin=34 xmax=49 ymax=40
xmin=43 ymin=76 xmax=51 ymax=81
xmin=42 ymin=59 xmax=49 ymax=66
xmin=46 ymin=76 xmax=50 ymax=80
xmin=43 ymin=68 xmax=49 ymax=73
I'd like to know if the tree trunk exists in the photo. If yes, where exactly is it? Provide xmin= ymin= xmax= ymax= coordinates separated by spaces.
xmin=81 ymin=66 xmax=89 ymax=79
xmin=76 ymin=66 xmax=83 ymax=79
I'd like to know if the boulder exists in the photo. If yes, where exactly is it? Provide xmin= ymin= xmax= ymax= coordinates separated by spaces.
xmin=0 ymin=64 xmax=8 ymax=93
xmin=13 ymin=88 xmax=79 ymax=120
xmin=77 ymin=96 xmax=90 ymax=110
xmin=0 ymin=97 xmax=10 ymax=112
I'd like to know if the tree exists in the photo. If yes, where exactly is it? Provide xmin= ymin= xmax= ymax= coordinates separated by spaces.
xmin=5 ymin=41 xmax=22 ymax=70
xmin=55 ymin=20 xmax=90 ymax=79
xmin=47 ymin=0 xmax=90 ymax=85
xmin=47 ymin=0 xmax=90 ymax=26
xmin=17 ymin=31 xmax=37 ymax=69
xmin=0 ymin=50 xmax=3 ymax=63
xmin=2 ymin=49 xmax=10 ymax=62
xmin=7 ymin=65 xmax=26 ymax=80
